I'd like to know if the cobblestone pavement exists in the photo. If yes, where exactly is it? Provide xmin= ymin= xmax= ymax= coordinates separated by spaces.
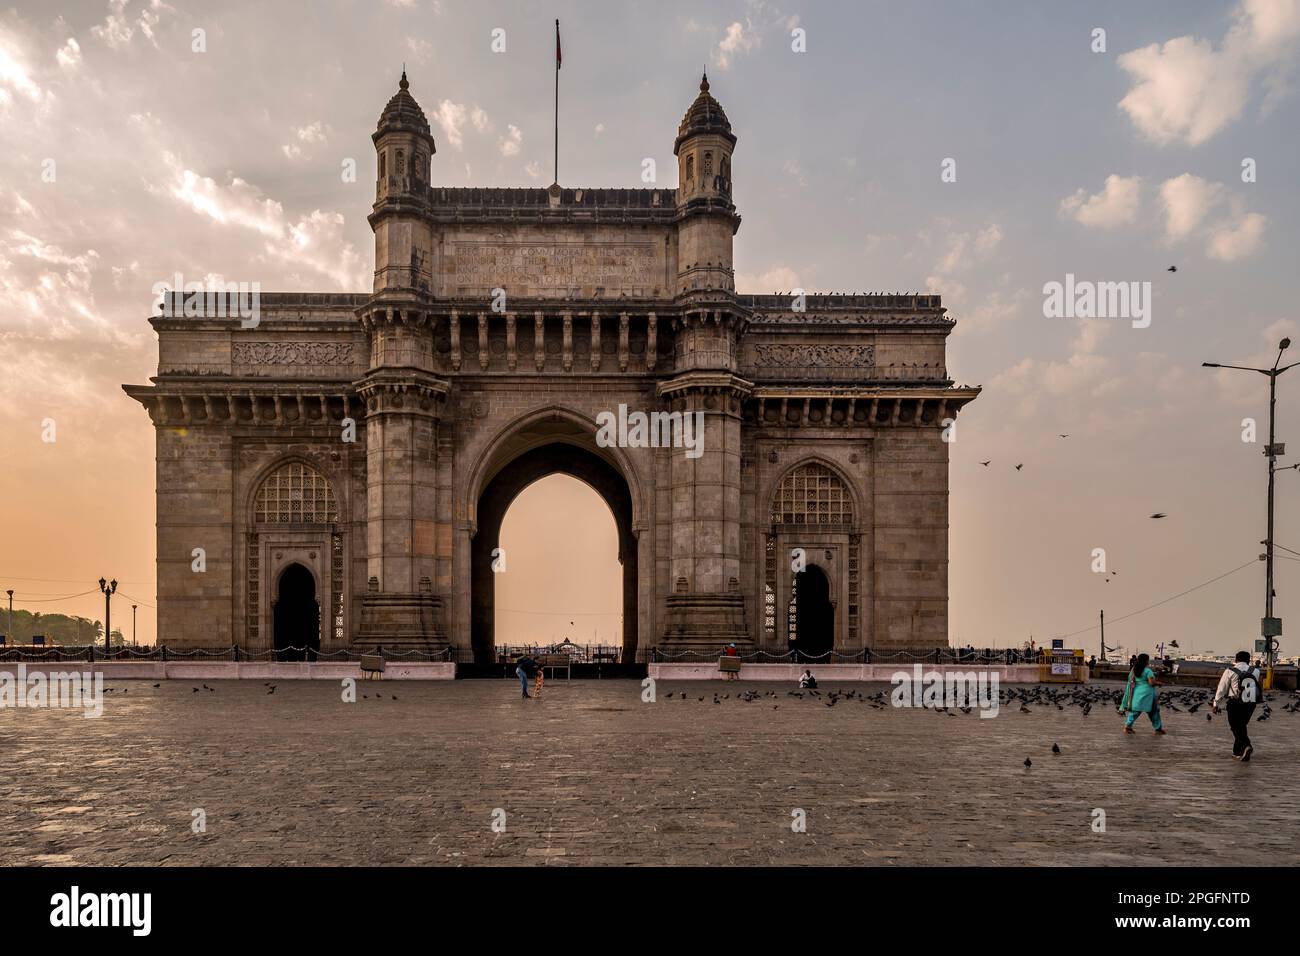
xmin=0 ymin=679 xmax=1295 ymax=866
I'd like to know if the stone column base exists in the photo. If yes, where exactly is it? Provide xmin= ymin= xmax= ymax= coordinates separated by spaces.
xmin=353 ymin=591 xmax=448 ymax=654
xmin=658 ymin=592 xmax=753 ymax=654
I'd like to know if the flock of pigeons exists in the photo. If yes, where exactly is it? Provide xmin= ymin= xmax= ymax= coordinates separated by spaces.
xmin=660 ymin=682 xmax=1300 ymax=767
xmin=661 ymin=682 xmax=1300 ymax=718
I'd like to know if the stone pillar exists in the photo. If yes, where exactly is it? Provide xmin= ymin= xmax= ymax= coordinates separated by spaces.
xmin=657 ymin=372 xmax=752 ymax=651
xmin=353 ymin=305 xmax=450 ymax=652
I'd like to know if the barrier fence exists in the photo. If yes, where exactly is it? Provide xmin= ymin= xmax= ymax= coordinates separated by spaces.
xmin=0 ymin=643 xmax=1055 ymax=666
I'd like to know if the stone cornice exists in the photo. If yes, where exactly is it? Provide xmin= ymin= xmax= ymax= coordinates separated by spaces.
xmin=746 ymin=385 xmax=981 ymax=428
xmin=656 ymin=370 xmax=753 ymax=402
xmin=121 ymin=383 xmax=363 ymax=428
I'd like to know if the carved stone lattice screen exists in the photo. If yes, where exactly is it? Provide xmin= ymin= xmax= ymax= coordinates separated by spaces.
xmin=253 ymin=462 xmax=339 ymax=524
xmin=246 ymin=533 xmax=260 ymax=645
xmin=771 ymin=463 xmax=854 ymax=526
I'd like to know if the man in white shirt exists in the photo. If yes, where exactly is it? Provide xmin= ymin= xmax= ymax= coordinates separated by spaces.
xmin=1211 ymin=651 xmax=1261 ymax=762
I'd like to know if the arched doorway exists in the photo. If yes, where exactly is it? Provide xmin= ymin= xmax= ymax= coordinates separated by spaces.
xmin=494 ymin=474 xmax=622 ymax=655
xmin=274 ymin=563 xmax=320 ymax=661
xmin=472 ymin=442 xmax=637 ymax=665
xmin=793 ymin=565 xmax=833 ymax=661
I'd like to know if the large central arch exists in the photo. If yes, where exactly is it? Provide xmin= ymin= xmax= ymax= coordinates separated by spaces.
xmin=470 ymin=437 xmax=638 ymax=665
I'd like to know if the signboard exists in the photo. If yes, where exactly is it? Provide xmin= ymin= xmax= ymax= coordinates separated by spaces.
xmin=1261 ymin=617 xmax=1282 ymax=637
xmin=1050 ymin=648 xmax=1074 ymax=675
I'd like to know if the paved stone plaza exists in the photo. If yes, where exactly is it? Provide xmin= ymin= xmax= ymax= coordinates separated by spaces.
xmin=1 ymin=679 xmax=1295 ymax=866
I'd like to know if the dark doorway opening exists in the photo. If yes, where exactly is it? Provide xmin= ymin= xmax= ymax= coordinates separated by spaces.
xmin=793 ymin=565 xmax=833 ymax=661
xmin=471 ymin=442 xmax=637 ymax=667
xmin=274 ymin=563 xmax=320 ymax=661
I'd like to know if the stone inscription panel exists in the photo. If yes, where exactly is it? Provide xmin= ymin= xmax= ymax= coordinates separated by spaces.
xmin=447 ymin=240 xmax=663 ymax=298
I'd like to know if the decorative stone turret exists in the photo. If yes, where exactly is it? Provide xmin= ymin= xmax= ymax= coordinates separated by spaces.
xmin=354 ymin=72 xmax=449 ymax=653
xmin=660 ymin=73 xmax=753 ymax=653
xmin=674 ymin=72 xmax=740 ymax=301
xmin=371 ymin=71 xmax=436 ymax=295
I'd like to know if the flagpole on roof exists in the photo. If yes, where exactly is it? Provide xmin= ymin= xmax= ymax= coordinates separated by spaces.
xmin=554 ymin=19 xmax=561 ymax=186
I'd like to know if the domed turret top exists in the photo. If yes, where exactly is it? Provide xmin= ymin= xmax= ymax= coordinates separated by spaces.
xmin=375 ymin=70 xmax=433 ymax=144
xmin=675 ymin=70 xmax=735 ymax=154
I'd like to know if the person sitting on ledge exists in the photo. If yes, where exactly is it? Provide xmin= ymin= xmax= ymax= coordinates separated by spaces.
xmin=799 ymin=669 xmax=817 ymax=689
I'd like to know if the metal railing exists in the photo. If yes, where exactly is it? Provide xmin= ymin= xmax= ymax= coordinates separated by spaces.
xmin=0 ymin=643 xmax=1048 ymax=667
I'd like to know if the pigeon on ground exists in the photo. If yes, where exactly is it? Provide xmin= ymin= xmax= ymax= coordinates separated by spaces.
xmin=1051 ymin=743 xmax=1061 ymax=754
xmin=1024 ymin=758 xmax=1032 ymax=768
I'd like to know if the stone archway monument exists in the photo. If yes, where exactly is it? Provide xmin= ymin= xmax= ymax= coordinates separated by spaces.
xmin=123 ymin=70 xmax=979 ymax=661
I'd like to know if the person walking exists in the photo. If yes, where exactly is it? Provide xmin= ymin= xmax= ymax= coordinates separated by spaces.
xmin=1121 ymin=653 xmax=1165 ymax=735
xmin=515 ymin=654 xmax=538 ymax=699
xmin=1212 ymin=651 xmax=1262 ymax=761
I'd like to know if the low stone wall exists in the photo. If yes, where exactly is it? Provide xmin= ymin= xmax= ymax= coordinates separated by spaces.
xmin=0 ymin=661 xmax=456 ymax=681
xmin=648 ymin=662 xmax=1075 ymax=683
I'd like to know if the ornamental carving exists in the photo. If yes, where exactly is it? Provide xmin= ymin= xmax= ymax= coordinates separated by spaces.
xmin=753 ymin=344 xmax=875 ymax=368
xmin=232 ymin=341 xmax=355 ymax=366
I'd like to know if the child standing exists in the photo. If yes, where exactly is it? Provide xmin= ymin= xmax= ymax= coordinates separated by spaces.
xmin=534 ymin=661 xmax=545 ymax=699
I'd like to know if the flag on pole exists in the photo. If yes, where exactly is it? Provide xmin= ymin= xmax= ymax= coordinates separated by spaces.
xmin=556 ymin=19 xmax=562 ymax=70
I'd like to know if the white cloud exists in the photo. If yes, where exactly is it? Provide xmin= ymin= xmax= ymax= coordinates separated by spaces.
xmin=715 ymin=21 xmax=760 ymax=69
xmin=1207 ymin=207 xmax=1266 ymax=261
xmin=0 ymin=33 xmax=43 ymax=103
xmin=470 ymin=107 xmax=489 ymax=132
xmin=406 ymin=37 xmax=431 ymax=63
xmin=735 ymin=265 xmax=801 ymax=293
xmin=1059 ymin=175 xmax=1141 ymax=228
xmin=434 ymin=99 xmax=467 ymax=148
xmin=498 ymin=124 xmax=522 ymax=157
xmin=91 ymin=0 xmax=174 ymax=51
xmin=295 ymin=121 xmax=327 ymax=144
xmin=56 ymin=37 xmax=81 ymax=71
xmin=594 ymin=122 xmax=605 ymax=137
xmin=1159 ymin=173 xmax=1223 ymax=240
xmin=156 ymin=152 xmax=364 ymax=288
xmin=1117 ymin=0 xmax=1300 ymax=145
xmin=524 ymin=160 xmax=543 ymax=180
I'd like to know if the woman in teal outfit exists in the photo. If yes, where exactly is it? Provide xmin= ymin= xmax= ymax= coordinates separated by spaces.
xmin=1121 ymin=653 xmax=1165 ymax=734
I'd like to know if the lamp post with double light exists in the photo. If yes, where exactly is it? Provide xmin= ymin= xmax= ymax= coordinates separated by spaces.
xmin=1203 ymin=337 xmax=1295 ymax=677
xmin=98 ymin=577 xmax=118 ymax=655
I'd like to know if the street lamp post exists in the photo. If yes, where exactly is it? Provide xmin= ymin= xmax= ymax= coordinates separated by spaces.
xmin=1203 ymin=337 xmax=1295 ymax=677
xmin=132 ymin=604 xmax=138 ymax=648
xmin=98 ymin=577 xmax=118 ymax=655
xmin=5 ymin=589 xmax=12 ymax=645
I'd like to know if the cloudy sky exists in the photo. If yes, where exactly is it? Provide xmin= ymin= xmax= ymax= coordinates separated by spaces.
xmin=1 ymin=0 xmax=1298 ymax=656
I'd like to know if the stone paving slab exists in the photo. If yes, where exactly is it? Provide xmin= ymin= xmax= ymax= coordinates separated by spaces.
xmin=0 ymin=679 xmax=1294 ymax=866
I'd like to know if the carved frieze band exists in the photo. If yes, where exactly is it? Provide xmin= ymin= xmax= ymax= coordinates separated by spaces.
xmin=753 ymin=344 xmax=875 ymax=368
xmin=232 ymin=342 xmax=354 ymax=366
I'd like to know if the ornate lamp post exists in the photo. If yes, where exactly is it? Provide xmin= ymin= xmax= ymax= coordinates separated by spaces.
xmin=98 ymin=577 xmax=118 ymax=654
xmin=1203 ymin=338 xmax=1295 ymax=677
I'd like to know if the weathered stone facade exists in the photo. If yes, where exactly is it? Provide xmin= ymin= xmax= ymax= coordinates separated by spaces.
xmin=124 ymin=72 xmax=979 ymax=662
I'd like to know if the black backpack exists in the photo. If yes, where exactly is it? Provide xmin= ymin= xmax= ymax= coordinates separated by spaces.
xmin=1227 ymin=666 xmax=1260 ymax=703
